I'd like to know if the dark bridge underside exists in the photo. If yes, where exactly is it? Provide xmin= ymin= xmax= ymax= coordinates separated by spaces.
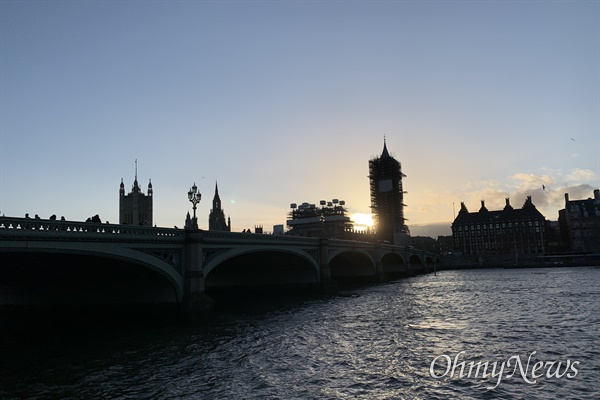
xmin=382 ymin=253 xmax=406 ymax=273
xmin=330 ymin=252 xmax=375 ymax=279
xmin=0 ymin=252 xmax=178 ymax=306
xmin=206 ymin=251 xmax=318 ymax=288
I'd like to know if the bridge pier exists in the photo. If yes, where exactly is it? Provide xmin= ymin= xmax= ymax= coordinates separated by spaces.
xmin=374 ymin=242 xmax=389 ymax=282
xmin=183 ymin=229 xmax=214 ymax=319
xmin=318 ymin=238 xmax=337 ymax=292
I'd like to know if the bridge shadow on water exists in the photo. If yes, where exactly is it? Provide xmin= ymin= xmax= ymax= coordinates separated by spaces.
xmin=204 ymin=270 xmax=413 ymax=315
xmin=0 ymin=250 xmax=420 ymax=341
xmin=0 ymin=279 xmax=396 ymax=335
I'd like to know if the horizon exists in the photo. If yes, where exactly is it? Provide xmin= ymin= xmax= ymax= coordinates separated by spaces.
xmin=1 ymin=1 xmax=598 ymax=239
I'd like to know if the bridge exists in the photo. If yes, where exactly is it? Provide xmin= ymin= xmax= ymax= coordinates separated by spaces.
xmin=0 ymin=216 xmax=437 ymax=314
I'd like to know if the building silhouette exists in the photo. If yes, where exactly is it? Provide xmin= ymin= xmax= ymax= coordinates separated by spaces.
xmin=368 ymin=139 xmax=409 ymax=244
xmin=452 ymin=196 xmax=547 ymax=256
xmin=208 ymin=181 xmax=231 ymax=231
xmin=119 ymin=165 xmax=152 ymax=226
xmin=287 ymin=199 xmax=353 ymax=238
xmin=559 ymin=189 xmax=600 ymax=253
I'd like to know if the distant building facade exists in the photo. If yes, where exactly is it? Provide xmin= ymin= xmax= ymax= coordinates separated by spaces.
xmin=286 ymin=199 xmax=353 ymax=238
xmin=558 ymin=189 xmax=600 ymax=253
xmin=452 ymin=196 xmax=547 ymax=256
xmin=208 ymin=182 xmax=231 ymax=231
xmin=368 ymin=139 xmax=409 ymax=245
xmin=119 ymin=172 xmax=153 ymax=226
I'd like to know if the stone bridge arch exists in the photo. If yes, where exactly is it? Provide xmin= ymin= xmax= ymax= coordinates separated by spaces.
xmin=0 ymin=241 xmax=184 ymax=304
xmin=203 ymin=247 xmax=320 ymax=287
xmin=381 ymin=251 xmax=407 ymax=274
xmin=409 ymin=253 xmax=424 ymax=269
xmin=424 ymin=255 xmax=436 ymax=267
xmin=328 ymin=249 xmax=376 ymax=278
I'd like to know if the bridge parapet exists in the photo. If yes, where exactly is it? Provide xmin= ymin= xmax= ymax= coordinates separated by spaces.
xmin=0 ymin=217 xmax=184 ymax=241
xmin=202 ymin=231 xmax=319 ymax=246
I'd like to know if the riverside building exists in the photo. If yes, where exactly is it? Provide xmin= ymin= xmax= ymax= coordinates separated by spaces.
xmin=452 ymin=196 xmax=547 ymax=256
xmin=558 ymin=189 xmax=600 ymax=253
xmin=286 ymin=199 xmax=353 ymax=238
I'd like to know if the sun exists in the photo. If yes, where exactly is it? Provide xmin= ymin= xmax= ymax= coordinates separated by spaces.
xmin=351 ymin=213 xmax=374 ymax=230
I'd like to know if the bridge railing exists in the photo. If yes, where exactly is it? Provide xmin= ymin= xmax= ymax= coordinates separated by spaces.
xmin=202 ymin=230 xmax=320 ymax=245
xmin=0 ymin=217 xmax=184 ymax=240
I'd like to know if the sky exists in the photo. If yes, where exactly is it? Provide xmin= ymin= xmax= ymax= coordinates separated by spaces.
xmin=1 ymin=0 xmax=598 ymax=238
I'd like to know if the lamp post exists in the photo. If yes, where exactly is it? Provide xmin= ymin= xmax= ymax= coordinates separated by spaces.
xmin=188 ymin=182 xmax=201 ymax=229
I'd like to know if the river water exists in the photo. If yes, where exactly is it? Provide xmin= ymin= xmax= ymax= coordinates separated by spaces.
xmin=1 ymin=267 xmax=599 ymax=399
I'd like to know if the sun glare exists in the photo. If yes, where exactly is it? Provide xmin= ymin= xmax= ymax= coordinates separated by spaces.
xmin=351 ymin=213 xmax=374 ymax=230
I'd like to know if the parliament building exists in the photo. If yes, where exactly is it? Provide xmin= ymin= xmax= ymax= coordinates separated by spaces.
xmin=119 ymin=171 xmax=153 ymax=226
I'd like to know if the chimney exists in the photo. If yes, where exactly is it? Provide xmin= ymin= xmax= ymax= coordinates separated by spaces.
xmin=505 ymin=198 xmax=510 ymax=207
xmin=564 ymin=193 xmax=570 ymax=204
xmin=479 ymin=200 xmax=488 ymax=212
xmin=594 ymin=189 xmax=600 ymax=202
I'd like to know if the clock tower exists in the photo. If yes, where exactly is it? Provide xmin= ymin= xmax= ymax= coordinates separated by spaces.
xmin=368 ymin=138 xmax=409 ymax=244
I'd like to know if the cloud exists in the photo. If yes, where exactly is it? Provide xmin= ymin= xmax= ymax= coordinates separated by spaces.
xmin=565 ymin=168 xmax=596 ymax=183
xmin=511 ymin=173 xmax=556 ymax=191
xmin=404 ymin=167 xmax=598 ymax=230
xmin=458 ymin=168 xmax=597 ymax=220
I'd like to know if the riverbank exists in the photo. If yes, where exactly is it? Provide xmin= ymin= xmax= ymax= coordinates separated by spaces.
xmin=439 ymin=253 xmax=600 ymax=269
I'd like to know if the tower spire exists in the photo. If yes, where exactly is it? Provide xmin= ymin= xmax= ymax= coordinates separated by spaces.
xmin=381 ymin=136 xmax=390 ymax=158
xmin=132 ymin=159 xmax=140 ymax=192
xmin=209 ymin=180 xmax=230 ymax=231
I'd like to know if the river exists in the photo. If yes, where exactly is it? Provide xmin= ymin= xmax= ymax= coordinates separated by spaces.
xmin=1 ymin=267 xmax=599 ymax=399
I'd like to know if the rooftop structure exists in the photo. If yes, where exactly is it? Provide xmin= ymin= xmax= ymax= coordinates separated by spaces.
xmin=287 ymin=199 xmax=353 ymax=238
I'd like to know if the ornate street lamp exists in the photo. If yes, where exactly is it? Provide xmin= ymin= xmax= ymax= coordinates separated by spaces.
xmin=188 ymin=182 xmax=201 ymax=229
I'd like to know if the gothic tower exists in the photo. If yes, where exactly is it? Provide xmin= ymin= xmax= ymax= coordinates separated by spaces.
xmin=209 ymin=181 xmax=231 ymax=231
xmin=368 ymin=138 xmax=408 ymax=244
xmin=119 ymin=161 xmax=153 ymax=225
